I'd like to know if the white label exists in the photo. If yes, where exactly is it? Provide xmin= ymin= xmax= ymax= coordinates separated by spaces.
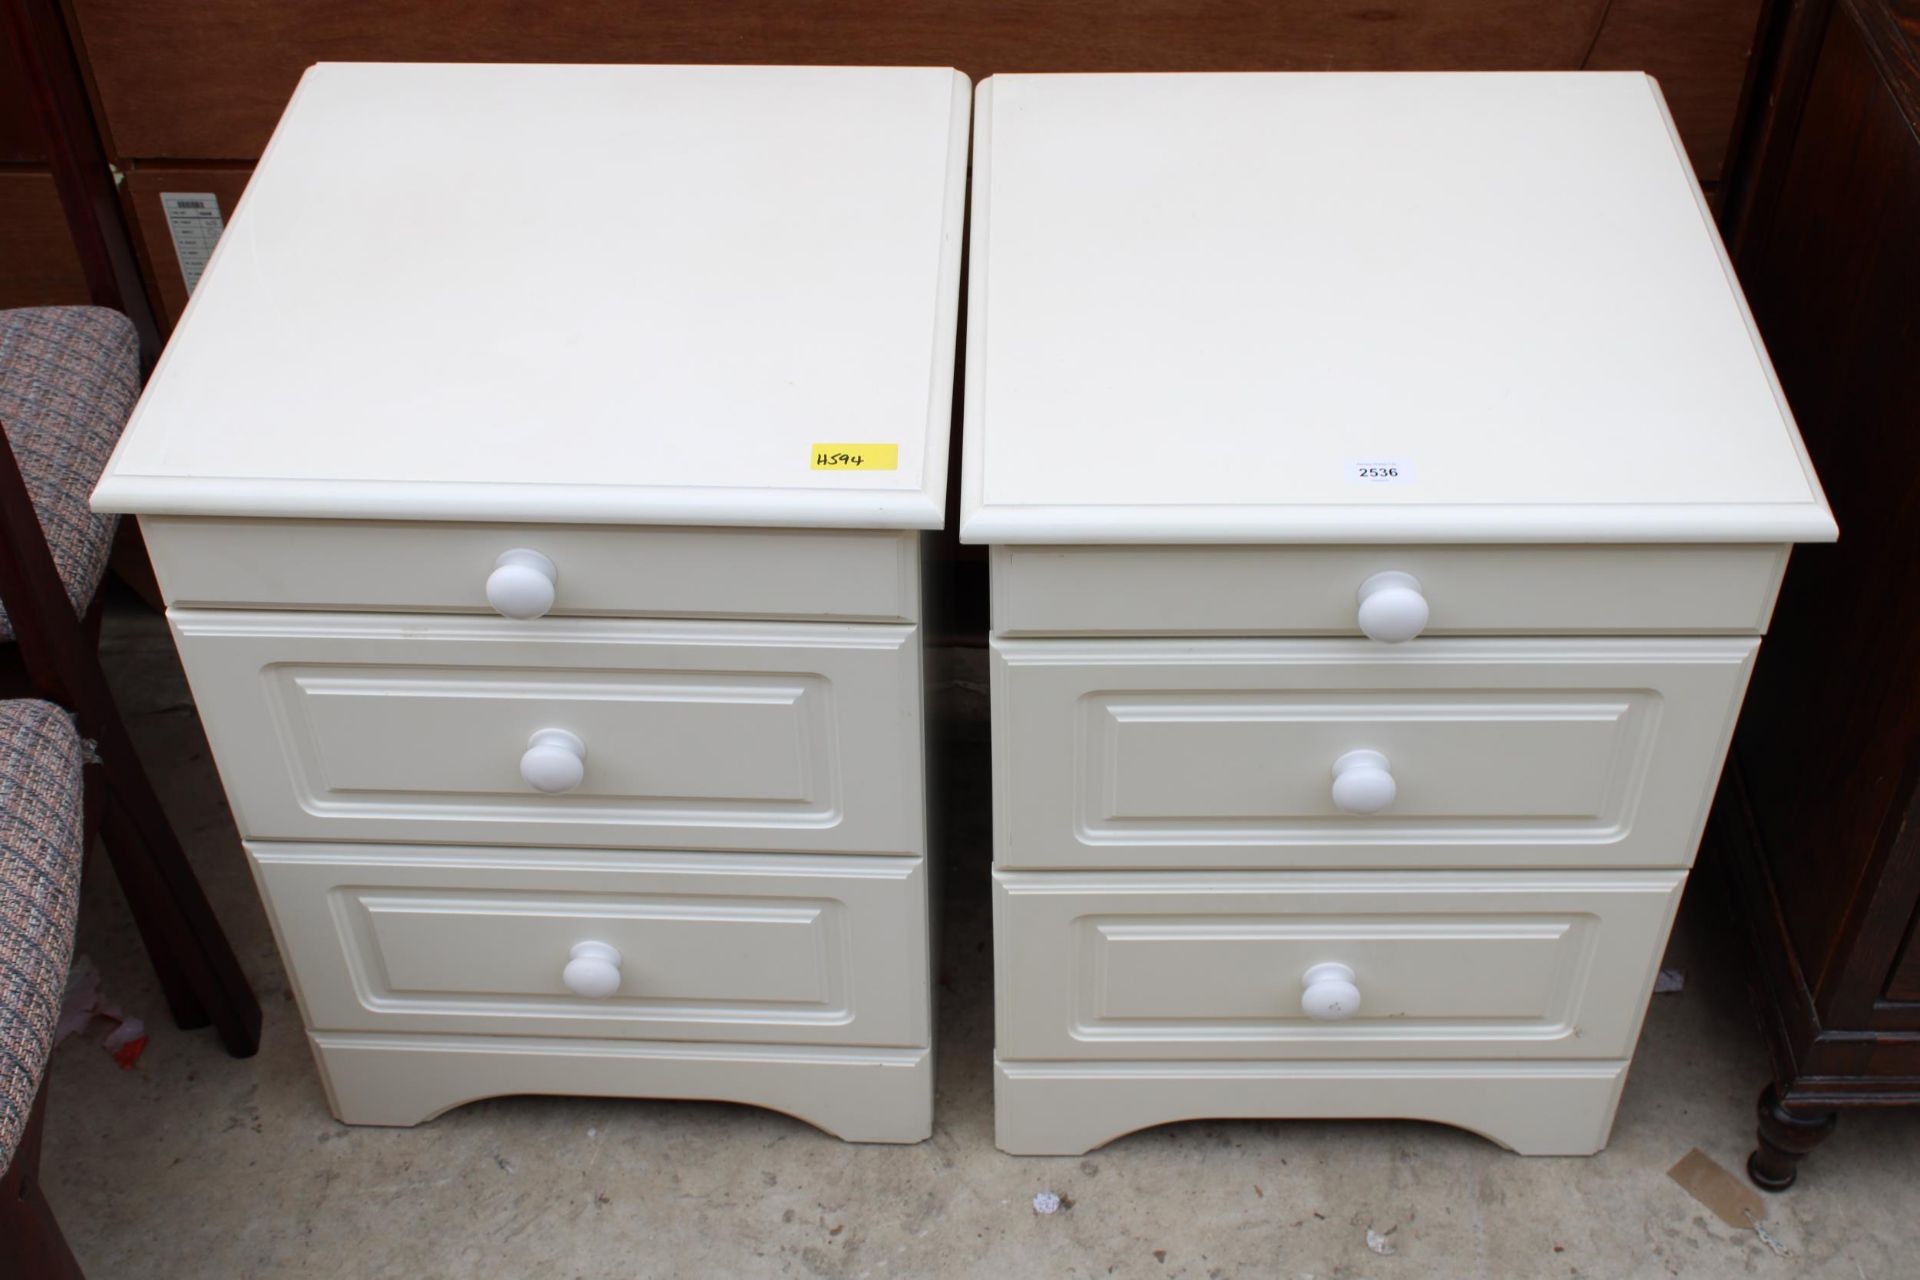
xmin=1348 ymin=459 xmax=1413 ymax=485
xmin=160 ymin=192 xmax=225 ymax=295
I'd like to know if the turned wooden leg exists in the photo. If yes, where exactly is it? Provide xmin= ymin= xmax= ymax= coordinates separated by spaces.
xmin=1748 ymin=1084 xmax=1837 ymax=1191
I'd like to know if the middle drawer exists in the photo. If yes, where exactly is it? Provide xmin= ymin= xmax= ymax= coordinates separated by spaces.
xmin=992 ymin=635 xmax=1757 ymax=870
xmin=173 ymin=611 xmax=924 ymax=853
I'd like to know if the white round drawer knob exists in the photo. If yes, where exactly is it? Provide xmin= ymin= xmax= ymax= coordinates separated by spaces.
xmin=520 ymin=728 xmax=585 ymax=794
xmin=562 ymin=941 xmax=622 ymax=999
xmin=1330 ymin=749 xmax=1396 ymax=815
xmin=1356 ymin=571 xmax=1429 ymax=643
xmin=487 ymin=549 xmax=558 ymax=620
xmin=1301 ymin=962 xmax=1361 ymax=1021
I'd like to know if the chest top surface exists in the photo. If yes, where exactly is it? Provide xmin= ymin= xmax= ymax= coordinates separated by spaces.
xmin=959 ymin=72 xmax=1835 ymax=545
xmin=93 ymin=63 xmax=970 ymax=528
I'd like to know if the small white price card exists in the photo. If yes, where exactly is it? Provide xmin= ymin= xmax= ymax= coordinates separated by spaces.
xmin=1348 ymin=459 xmax=1412 ymax=485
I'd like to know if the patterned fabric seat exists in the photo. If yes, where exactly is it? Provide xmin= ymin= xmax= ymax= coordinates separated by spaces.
xmin=0 ymin=307 xmax=140 ymax=641
xmin=0 ymin=699 xmax=84 ymax=1174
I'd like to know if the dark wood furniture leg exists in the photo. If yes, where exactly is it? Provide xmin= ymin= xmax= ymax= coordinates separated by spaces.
xmin=0 ymin=1082 xmax=86 ymax=1280
xmin=1 ymin=0 xmax=162 ymax=367
xmin=92 ymin=765 xmax=208 ymax=1030
xmin=1749 ymin=1085 xmax=1839 ymax=1192
xmin=0 ymin=428 xmax=259 ymax=1056
xmin=86 ymin=709 xmax=257 ymax=1053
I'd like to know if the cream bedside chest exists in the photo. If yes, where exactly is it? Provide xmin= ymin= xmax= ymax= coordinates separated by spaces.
xmin=960 ymin=72 xmax=1838 ymax=1157
xmin=91 ymin=63 xmax=969 ymax=1144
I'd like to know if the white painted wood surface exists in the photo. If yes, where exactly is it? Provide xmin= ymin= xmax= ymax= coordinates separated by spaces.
xmin=970 ymin=71 xmax=1836 ymax=1158
xmin=990 ymin=636 xmax=1755 ymax=870
xmin=251 ymin=843 xmax=928 ymax=1045
xmin=93 ymin=64 xmax=971 ymax=529
xmin=989 ymin=544 xmax=1788 ymax=637
xmin=143 ymin=519 xmax=922 ymax=623
xmin=994 ymin=1058 xmax=1627 ymax=1157
xmin=959 ymin=73 xmax=1835 ymax=545
xmin=95 ymin=64 xmax=961 ymax=1142
xmin=172 ymin=611 xmax=926 ymax=855
xmin=313 ymin=1032 xmax=933 ymax=1140
xmin=994 ymin=868 xmax=1684 ymax=1059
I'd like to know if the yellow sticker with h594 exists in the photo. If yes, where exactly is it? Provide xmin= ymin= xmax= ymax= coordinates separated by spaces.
xmin=811 ymin=443 xmax=898 ymax=471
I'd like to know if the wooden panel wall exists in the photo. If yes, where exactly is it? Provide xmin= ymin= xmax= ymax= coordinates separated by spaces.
xmin=0 ymin=23 xmax=91 ymax=309
xmin=70 ymin=0 xmax=1761 ymax=172
xmin=55 ymin=0 xmax=1771 ymax=334
xmin=0 ymin=26 xmax=45 ymax=161
xmin=1586 ymin=0 xmax=1777 ymax=173
xmin=0 ymin=172 xmax=92 ymax=308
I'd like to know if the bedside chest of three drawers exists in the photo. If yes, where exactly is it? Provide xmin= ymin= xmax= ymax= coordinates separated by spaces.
xmin=92 ymin=63 xmax=970 ymax=1143
xmin=960 ymin=73 xmax=1837 ymax=1156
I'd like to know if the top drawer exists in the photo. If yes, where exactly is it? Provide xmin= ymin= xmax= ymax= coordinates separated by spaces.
xmin=990 ymin=544 xmax=1787 ymax=638
xmin=141 ymin=518 xmax=920 ymax=624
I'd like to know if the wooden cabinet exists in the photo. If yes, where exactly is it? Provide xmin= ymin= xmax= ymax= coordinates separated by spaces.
xmin=962 ymin=71 xmax=1835 ymax=1158
xmin=1707 ymin=0 xmax=1920 ymax=1190
xmin=91 ymin=64 xmax=969 ymax=1142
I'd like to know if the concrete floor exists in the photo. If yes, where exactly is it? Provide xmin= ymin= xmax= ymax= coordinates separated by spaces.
xmin=39 ymin=596 xmax=1920 ymax=1279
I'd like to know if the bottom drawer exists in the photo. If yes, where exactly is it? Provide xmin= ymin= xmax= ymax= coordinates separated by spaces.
xmin=996 ymin=868 xmax=1683 ymax=1060
xmin=253 ymin=843 xmax=928 ymax=1046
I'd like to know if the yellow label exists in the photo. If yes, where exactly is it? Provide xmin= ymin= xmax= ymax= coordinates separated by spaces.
xmin=811 ymin=443 xmax=898 ymax=471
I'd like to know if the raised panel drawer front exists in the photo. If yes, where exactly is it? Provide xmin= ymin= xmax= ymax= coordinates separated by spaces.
xmin=990 ymin=544 xmax=1787 ymax=638
xmin=142 ymin=518 xmax=920 ymax=624
xmin=992 ymin=636 xmax=1756 ymax=870
xmin=172 ymin=612 xmax=923 ymax=853
xmin=252 ymin=843 xmax=927 ymax=1045
xmin=995 ymin=868 xmax=1684 ymax=1060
